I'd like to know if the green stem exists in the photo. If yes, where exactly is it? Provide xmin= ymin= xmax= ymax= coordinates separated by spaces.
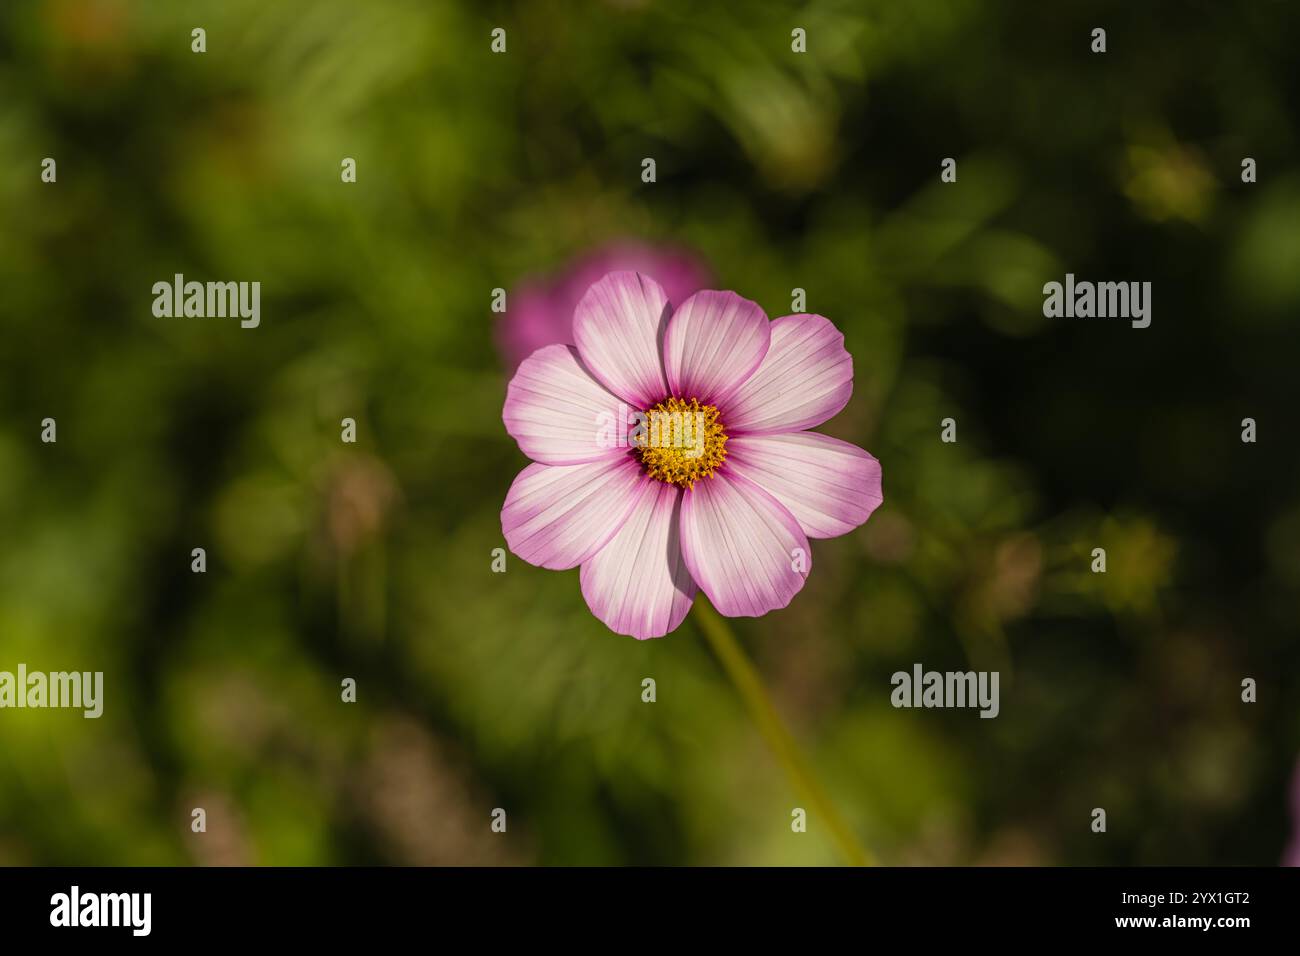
xmin=692 ymin=599 xmax=874 ymax=866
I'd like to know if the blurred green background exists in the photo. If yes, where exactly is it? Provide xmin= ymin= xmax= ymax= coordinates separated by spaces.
xmin=1 ymin=0 xmax=1298 ymax=865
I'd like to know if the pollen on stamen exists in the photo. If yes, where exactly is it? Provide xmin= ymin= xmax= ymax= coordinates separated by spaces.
xmin=634 ymin=397 xmax=728 ymax=489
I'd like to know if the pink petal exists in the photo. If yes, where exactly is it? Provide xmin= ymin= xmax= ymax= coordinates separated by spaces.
xmin=723 ymin=314 xmax=852 ymax=434
xmin=663 ymin=290 xmax=770 ymax=406
xmin=497 ymin=244 xmax=713 ymax=371
xmin=572 ymin=271 xmax=672 ymax=408
xmin=502 ymin=456 xmax=648 ymax=570
xmin=679 ymin=470 xmax=810 ymax=618
xmin=503 ymin=344 xmax=627 ymax=466
xmin=580 ymin=481 xmax=696 ymax=639
xmin=726 ymin=433 xmax=883 ymax=539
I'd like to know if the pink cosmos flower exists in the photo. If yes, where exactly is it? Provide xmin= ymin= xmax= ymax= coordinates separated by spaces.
xmin=500 ymin=271 xmax=883 ymax=639
xmin=496 ymin=242 xmax=712 ymax=370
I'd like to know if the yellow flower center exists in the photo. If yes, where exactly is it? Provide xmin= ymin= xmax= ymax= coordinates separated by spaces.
xmin=634 ymin=397 xmax=728 ymax=489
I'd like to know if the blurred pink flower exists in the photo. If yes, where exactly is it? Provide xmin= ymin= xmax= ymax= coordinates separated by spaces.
xmin=497 ymin=242 xmax=712 ymax=369
xmin=501 ymin=271 xmax=883 ymax=639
